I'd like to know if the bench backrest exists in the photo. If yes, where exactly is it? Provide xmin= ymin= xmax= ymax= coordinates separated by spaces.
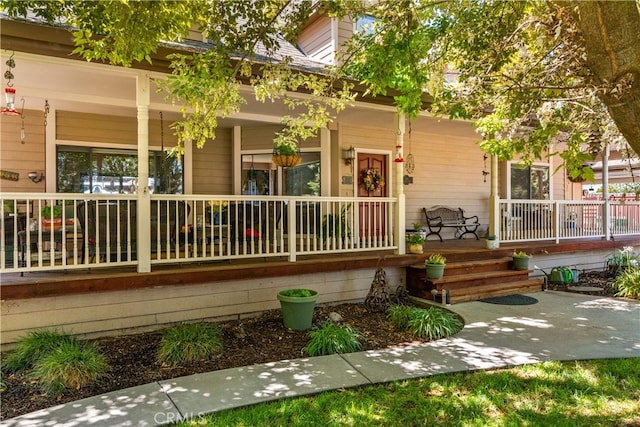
xmin=424 ymin=206 xmax=463 ymax=223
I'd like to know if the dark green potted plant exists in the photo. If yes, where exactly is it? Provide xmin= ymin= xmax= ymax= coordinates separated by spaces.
xmin=425 ymin=253 xmax=446 ymax=279
xmin=277 ymin=288 xmax=319 ymax=330
xmin=512 ymin=250 xmax=531 ymax=270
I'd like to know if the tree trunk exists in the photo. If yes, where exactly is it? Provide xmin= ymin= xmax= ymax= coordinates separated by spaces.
xmin=575 ymin=1 xmax=640 ymax=156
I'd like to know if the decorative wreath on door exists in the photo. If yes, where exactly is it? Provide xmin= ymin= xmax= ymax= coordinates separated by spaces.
xmin=361 ymin=168 xmax=385 ymax=192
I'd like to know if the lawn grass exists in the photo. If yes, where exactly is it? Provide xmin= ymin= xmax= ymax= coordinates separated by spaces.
xmin=176 ymin=358 xmax=640 ymax=426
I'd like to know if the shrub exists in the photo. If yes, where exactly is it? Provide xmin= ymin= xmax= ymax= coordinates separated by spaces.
xmin=613 ymin=267 xmax=640 ymax=299
xmin=387 ymin=305 xmax=416 ymax=330
xmin=3 ymin=330 xmax=79 ymax=373
xmin=157 ymin=322 xmax=224 ymax=367
xmin=31 ymin=340 xmax=109 ymax=395
xmin=408 ymin=307 xmax=463 ymax=340
xmin=388 ymin=305 xmax=463 ymax=340
xmin=304 ymin=320 xmax=363 ymax=356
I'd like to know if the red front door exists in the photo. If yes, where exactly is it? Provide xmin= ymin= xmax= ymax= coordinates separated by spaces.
xmin=357 ymin=154 xmax=387 ymax=242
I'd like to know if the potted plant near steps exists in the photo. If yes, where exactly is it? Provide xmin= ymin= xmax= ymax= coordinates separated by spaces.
xmin=272 ymin=140 xmax=302 ymax=168
xmin=512 ymin=250 xmax=531 ymax=270
xmin=41 ymin=205 xmax=63 ymax=231
xmin=277 ymin=288 xmax=319 ymax=330
xmin=485 ymin=232 xmax=498 ymax=249
xmin=425 ymin=253 xmax=446 ymax=279
xmin=406 ymin=232 xmax=425 ymax=254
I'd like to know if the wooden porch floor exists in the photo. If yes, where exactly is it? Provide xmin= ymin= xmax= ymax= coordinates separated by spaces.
xmin=1 ymin=236 xmax=638 ymax=301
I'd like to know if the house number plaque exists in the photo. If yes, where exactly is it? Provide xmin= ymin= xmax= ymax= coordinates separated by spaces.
xmin=0 ymin=170 xmax=19 ymax=181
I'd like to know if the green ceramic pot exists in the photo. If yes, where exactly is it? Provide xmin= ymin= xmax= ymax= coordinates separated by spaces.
xmin=277 ymin=289 xmax=319 ymax=330
xmin=512 ymin=256 xmax=530 ymax=270
xmin=425 ymin=263 xmax=446 ymax=279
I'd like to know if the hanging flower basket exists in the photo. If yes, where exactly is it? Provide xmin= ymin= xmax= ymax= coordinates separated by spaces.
xmin=361 ymin=168 xmax=385 ymax=192
xmin=272 ymin=154 xmax=302 ymax=167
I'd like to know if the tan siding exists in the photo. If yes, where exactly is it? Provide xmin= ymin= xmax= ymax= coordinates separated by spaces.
xmin=298 ymin=16 xmax=334 ymax=63
xmin=0 ymin=268 xmax=403 ymax=348
xmin=242 ymin=125 xmax=320 ymax=151
xmin=0 ymin=110 xmax=45 ymax=192
xmin=192 ymin=128 xmax=233 ymax=194
xmin=337 ymin=17 xmax=354 ymax=48
xmin=56 ymin=111 xmax=178 ymax=148
xmin=404 ymin=128 xmax=490 ymax=238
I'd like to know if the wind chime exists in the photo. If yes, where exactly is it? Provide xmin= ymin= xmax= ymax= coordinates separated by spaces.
xmin=404 ymin=121 xmax=415 ymax=175
xmin=246 ymin=155 xmax=258 ymax=195
xmin=482 ymin=153 xmax=490 ymax=182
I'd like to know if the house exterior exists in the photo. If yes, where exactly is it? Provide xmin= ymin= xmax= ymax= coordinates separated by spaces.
xmin=1 ymin=12 xmax=638 ymax=348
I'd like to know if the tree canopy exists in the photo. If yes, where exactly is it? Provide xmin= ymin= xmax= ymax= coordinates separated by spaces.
xmin=4 ymin=0 xmax=640 ymax=177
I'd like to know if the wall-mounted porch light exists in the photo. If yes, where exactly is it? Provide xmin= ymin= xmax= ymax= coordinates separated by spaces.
xmin=28 ymin=171 xmax=44 ymax=183
xmin=343 ymin=146 xmax=356 ymax=165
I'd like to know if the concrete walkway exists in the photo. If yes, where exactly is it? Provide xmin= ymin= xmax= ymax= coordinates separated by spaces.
xmin=4 ymin=291 xmax=639 ymax=426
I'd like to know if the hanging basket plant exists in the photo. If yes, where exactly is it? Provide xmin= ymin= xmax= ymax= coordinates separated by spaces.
xmin=567 ymin=165 xmax=594 ymax=183
xmin=272 ymin=140 xmax=302 ymax=168
xmin=361 ymin=168 xmax=385 ymax=192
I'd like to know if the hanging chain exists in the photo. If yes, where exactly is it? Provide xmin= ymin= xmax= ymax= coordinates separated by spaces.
xmin=4 ymin=51 xmax=15 ymax=87
xmin=43 ymin=100 xmax=50 ymax=126
xmin=482 ymin=153 xmax=490 ymax=182
xmin=404 ymin=120 xmax=415 ymax=175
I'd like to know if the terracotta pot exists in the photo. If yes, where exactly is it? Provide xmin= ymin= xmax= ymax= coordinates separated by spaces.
xmin=42 ymin=218 xmax=62 ymax=231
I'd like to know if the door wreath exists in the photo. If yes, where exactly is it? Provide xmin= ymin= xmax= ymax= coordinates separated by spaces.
xmin=361 ymin=168 xmax=385 ymax=192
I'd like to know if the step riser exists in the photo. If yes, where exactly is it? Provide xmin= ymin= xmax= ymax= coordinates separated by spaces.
xmin=445 ymin=262 xmax=512 ymax=275
xmin=406 ymin=253 xmax=543 ymax=304
xmin=430 ymin=272 xmax=533 ymax=290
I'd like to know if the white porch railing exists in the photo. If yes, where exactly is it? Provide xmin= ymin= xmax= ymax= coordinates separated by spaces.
xmin=497 ymin=199 xmax=640 ymax=243
xmin=0 ymin=193 xmax=397 ymax=274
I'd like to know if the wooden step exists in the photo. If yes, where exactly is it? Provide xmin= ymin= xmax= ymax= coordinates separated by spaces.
xmin=448 ymin=279 xmax=544 ymax=304
xmin=406 ymin=253 xmax=543 ymax=305
xmin=427 ymin=269 xmax=533 ymax=290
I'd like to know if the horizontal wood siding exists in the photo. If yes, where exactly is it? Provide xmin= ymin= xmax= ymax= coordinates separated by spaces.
xmin=56 ymin=111 xmax=178 ymax=148
xmin=297 ymin=16 xmax=333 ymax=63
xmin=406 ymin=126 xmax=489 ymax=239
xmin=337 ymin=17 xmax=354 ymax=49
xmin=192 ymin=128 xmax=233 ymax=194
xmin=0 ymin=110 xmax=45 ymax=192
xmin=242 ymin=125 xmax=320 ymax=151
xmin=0 ymin=268 xmax=403 ymax=348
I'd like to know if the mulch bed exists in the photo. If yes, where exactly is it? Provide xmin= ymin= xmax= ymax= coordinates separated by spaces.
xmin=0 ymin=270 xmax=619 ymax=420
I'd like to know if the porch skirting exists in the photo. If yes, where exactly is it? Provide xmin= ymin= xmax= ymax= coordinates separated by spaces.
xmin=0 ymin=267 xmax=404 ymax=349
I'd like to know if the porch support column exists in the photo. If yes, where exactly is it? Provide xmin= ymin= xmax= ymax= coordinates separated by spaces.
xmin=136 ymin=73 xmax=151 ymax=273
xmin=603 ymin=144 xmax=611 ymax=240
xmin=490 ymin=154 xmax=500 ymax=244
xmin=394 ymin=112 xmax=405 ymax=255
xmin=320 ymin=127 xmax=331 ymax=196
xmin=232 ymin=126 xmax=241 ymax=195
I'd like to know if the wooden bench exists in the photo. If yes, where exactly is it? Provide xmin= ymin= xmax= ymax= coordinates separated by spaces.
xmin=422 ymin=205 xmax=480 ymax=242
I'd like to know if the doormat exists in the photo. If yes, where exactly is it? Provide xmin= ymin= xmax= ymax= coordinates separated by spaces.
xmin=479 ymin=294 xmax=538 ymax=305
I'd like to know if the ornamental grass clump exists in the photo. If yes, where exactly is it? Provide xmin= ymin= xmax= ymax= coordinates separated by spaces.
xmin=30 ymin=340 xmax=109 ymax=395
xmin=387 ymin=305 xmax=416 ymax=330
xmin=3 ymin=329 xmax=80 ymax=373
xmin=388 ymin=305 xmax=463 ymax=340
xmin=157 ymin=322 xmax=224 ymax=367
xmin=613 ymin=267 xmax=640 ymax=299
xmin=304 ymin=320 xmax=363 ymax=356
